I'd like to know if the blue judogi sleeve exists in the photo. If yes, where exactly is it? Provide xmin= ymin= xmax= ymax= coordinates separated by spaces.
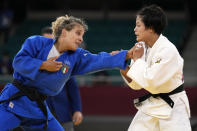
xmin=66 ymin=77 xmax=81 ymax=113
xmin=72 ymin=48 xmax=128 ymax=75
xmin=46 ymin=77 xmax=81 ymax=122
xmin=12 ymin=36 xmax=44 ymax=80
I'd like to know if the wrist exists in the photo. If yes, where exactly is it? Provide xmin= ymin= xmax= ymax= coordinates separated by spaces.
xmin=40 ymin=61 xmax=46 ymax=70
xmin=125 ymin=52 xmax=129 ymax=60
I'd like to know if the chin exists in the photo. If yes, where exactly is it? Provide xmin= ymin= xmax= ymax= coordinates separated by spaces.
xmin=136 ymin=37 xmax=142 ymax=42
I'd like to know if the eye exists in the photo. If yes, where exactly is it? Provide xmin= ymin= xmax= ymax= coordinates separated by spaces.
xmin=136 ymin=24 xmax=141 ymax=27
xmin=76 ymin=31 xmax=81 ymax=36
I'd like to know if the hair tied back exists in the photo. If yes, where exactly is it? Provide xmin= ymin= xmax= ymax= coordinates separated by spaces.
xmin=65 ymin=15 xmax=70 ymax=20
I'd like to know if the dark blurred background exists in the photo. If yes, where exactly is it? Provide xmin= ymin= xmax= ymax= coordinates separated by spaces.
xmin=1 ymin=0 xmax=197 ymax=131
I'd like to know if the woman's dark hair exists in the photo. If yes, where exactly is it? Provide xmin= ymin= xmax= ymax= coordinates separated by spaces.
xmin=137 ymin=4 xmax=167 ymax=34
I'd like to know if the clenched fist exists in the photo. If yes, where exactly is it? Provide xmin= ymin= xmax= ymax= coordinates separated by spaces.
xmin=133 ymin=42 xmax=144 ymax=61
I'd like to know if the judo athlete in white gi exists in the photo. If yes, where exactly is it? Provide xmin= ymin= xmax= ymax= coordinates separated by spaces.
xmin=0 ymin=15 xmax=133 ymax=131
xmin=120 ymin=5 xmax=191 ymax=131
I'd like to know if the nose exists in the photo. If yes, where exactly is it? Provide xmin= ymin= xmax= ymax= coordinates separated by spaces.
xmin=79 ymin=36 xmax=83 ymax=43
xmin=134 ymin=26 xmax=137 ymax=32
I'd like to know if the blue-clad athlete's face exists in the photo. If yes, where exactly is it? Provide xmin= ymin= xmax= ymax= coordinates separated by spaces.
xmin=59 ymin=25 xmax=85 ymax=52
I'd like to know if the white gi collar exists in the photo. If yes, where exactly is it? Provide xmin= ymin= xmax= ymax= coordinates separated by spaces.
xmin=47 ymin=45 xmax=60 ymax=60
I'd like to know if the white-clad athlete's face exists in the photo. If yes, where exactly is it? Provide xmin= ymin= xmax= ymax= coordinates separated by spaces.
xmin=61 ymin=25 xmax=85 ymax=51
xmin=134 ymin=16 xmax=151 ymax=43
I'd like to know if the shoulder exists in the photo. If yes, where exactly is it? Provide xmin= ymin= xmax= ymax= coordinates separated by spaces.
xmin=24 ymin=35 xmax=54 ymax=48
xmin=26 ymin=35 xmax=53 ymax=44
xmin=24 ymin=35 xmax=43 ymax=45
xmin=156 ymin=35 xmax=181 ymax=59
xmin=158 ymin=35 xmax=178 ymax=52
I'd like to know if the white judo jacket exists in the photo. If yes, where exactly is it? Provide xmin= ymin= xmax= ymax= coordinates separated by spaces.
xmin=123 ymin=34 xmax=190 ymax=119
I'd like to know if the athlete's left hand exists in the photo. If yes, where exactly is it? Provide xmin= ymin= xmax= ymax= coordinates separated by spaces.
xmin=72 ymin=111 xmax=83 ymax=125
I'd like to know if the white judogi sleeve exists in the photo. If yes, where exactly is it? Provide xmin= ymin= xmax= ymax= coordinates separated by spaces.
xmin=121 ymin=42 xmax=146 ymax=90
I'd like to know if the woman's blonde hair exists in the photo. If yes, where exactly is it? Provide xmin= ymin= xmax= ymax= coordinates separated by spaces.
xmin=52 ymin=15 xmax=88 ymax=39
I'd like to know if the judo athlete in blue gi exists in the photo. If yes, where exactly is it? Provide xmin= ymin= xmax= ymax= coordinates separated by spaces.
xmin=41 ymin=26 xmax=83 ymax=131
xmin=0 ymin=15 xmax=133 ymax=131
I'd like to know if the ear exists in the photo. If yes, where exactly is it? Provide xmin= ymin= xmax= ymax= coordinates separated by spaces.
xmin=149 ymin=27 xmax=154 ymax=33
xmin=61 ymin=29 xmax=67 ymax=37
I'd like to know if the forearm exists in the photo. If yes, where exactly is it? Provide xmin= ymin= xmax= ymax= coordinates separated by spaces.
xmin=13 ymin=56 xmax=43 ymax=80
xmin=120 ymin=65 xmax=132 ymax=83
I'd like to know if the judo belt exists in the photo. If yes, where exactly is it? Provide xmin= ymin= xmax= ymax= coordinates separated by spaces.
xmin=0 ymin=79 xmax=48 ymax=130
xmin=134 ymin=84 xmax=184 ymax=108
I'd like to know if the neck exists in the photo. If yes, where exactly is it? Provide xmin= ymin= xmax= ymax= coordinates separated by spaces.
xmin=54 ymin=40 xmax=61 ymax=53
xmin=146 ymin=34 xmax=160 ymax=48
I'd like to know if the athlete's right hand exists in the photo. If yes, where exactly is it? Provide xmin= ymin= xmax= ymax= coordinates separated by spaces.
xmin=40 ymin=56 xmax=63 ymax=72
xmin=133 ymin=42 xmax=144 ymax=61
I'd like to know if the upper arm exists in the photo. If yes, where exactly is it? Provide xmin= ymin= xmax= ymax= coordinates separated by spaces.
xmin=13 ymin=36 xmax=43 ymax=80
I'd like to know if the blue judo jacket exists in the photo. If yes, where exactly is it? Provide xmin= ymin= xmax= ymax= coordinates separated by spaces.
xmin=0 ymin=35 xmax=128 ymax=120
